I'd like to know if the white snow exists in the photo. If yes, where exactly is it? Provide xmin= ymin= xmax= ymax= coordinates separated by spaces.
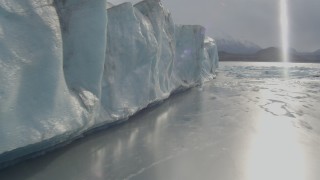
xmin=0 ymin=0 xmax=218 ymax=168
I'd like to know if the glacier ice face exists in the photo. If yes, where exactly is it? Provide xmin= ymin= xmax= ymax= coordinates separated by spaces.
xmin=54 ymin=0 xmax=107 ymax=101
xmin=101 ymin=2 xmax=158 ymax=119
xmin=0 ymin=0 xmax=84 ymax=161
xmin=54 ymin=0 xmax=108 ymax=124
xmin=201 ymin=37 xmax=219 ymax=81
xmin=0 ymin=0 xmax=108 ymax=166
xmin=101 ymin=0 xmax=179 ymax=120
xmin=174 ymin=25 xmax=205 ymax=86
xmin=0 ymin=0 xmax=218 ymax=168
xmin=135 ymin=0 xmax=176 ymax=98
xmin=173 ymin=26 xmax=219 ymax=87
xmin=205 ymin=37 xmax=219 ymax=70
xmin=107 ymin=2 xmax=114 ymax=8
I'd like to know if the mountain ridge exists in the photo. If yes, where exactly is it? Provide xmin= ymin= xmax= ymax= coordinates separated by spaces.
xmin=219 ymin=47 xmax=320 ymax=63
xmin=215 ymin=38 xmax=261 ymax=55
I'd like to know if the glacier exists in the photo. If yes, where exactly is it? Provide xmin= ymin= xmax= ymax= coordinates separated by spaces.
xmin=0 ymin=0 xmax=218 ymax=168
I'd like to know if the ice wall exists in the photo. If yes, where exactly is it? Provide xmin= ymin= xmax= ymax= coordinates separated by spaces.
xmin=0 ymin=0 xmax=218 ymax=168
xmin=174 ymin=25 xmax=204 ymax=86
xmin=101 ymin=2 xmax=159 ymax=120
xmin=201 ymin=37 xmax=219 ymax=81
xmin=54 ymin=0 xmax=108 ymax=123
xmin=135 ymin=0 xmax=176 ymax=98
xmin=0 ymin=0 xmax=73 ymax=165
xmin=173 ymin=25 xmax=219 ymax=88
xmin=107 ymin=2 xmax=114 ymax=8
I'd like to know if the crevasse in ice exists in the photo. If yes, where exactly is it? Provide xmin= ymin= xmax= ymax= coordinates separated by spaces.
xmin=0 ymin=0 xmax=218 ymax=168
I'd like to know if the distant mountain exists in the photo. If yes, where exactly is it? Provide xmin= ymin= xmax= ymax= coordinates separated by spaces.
xmin=313 ymin=49 xmax=320 ymax=55
xmin=215 ymin=38 xmax=262 ymax=54
xmin=219 ymin=47 xmax=320 ymax=63
xmin=254 ymin=47 xmax=282 ymax=61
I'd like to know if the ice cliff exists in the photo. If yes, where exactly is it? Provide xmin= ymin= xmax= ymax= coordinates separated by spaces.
xmin=0 ymin=0 xmax=218 ymax=168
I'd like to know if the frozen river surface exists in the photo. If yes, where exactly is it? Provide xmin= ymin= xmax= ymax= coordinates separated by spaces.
xmin=1 ymin=62 xmax=320 ymax=180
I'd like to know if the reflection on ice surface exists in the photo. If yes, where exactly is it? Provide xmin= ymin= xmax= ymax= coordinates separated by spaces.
xmin=222 ymin=62 xmax=320 ymax=180
xmin=247 ymin=106 xmax=306 ymax=180
xmin=1 ymin=62 xmax=320 ymax=180
xmin=251 ymin=98 xmax=312 ymax=180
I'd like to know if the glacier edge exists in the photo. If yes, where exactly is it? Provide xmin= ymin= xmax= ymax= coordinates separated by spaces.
xmin=0 ymin=0 xmax=219 ymax=168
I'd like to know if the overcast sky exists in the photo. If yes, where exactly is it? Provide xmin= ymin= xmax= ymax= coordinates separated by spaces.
xmin=109 ymin=0 xmax=320 ymax=52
